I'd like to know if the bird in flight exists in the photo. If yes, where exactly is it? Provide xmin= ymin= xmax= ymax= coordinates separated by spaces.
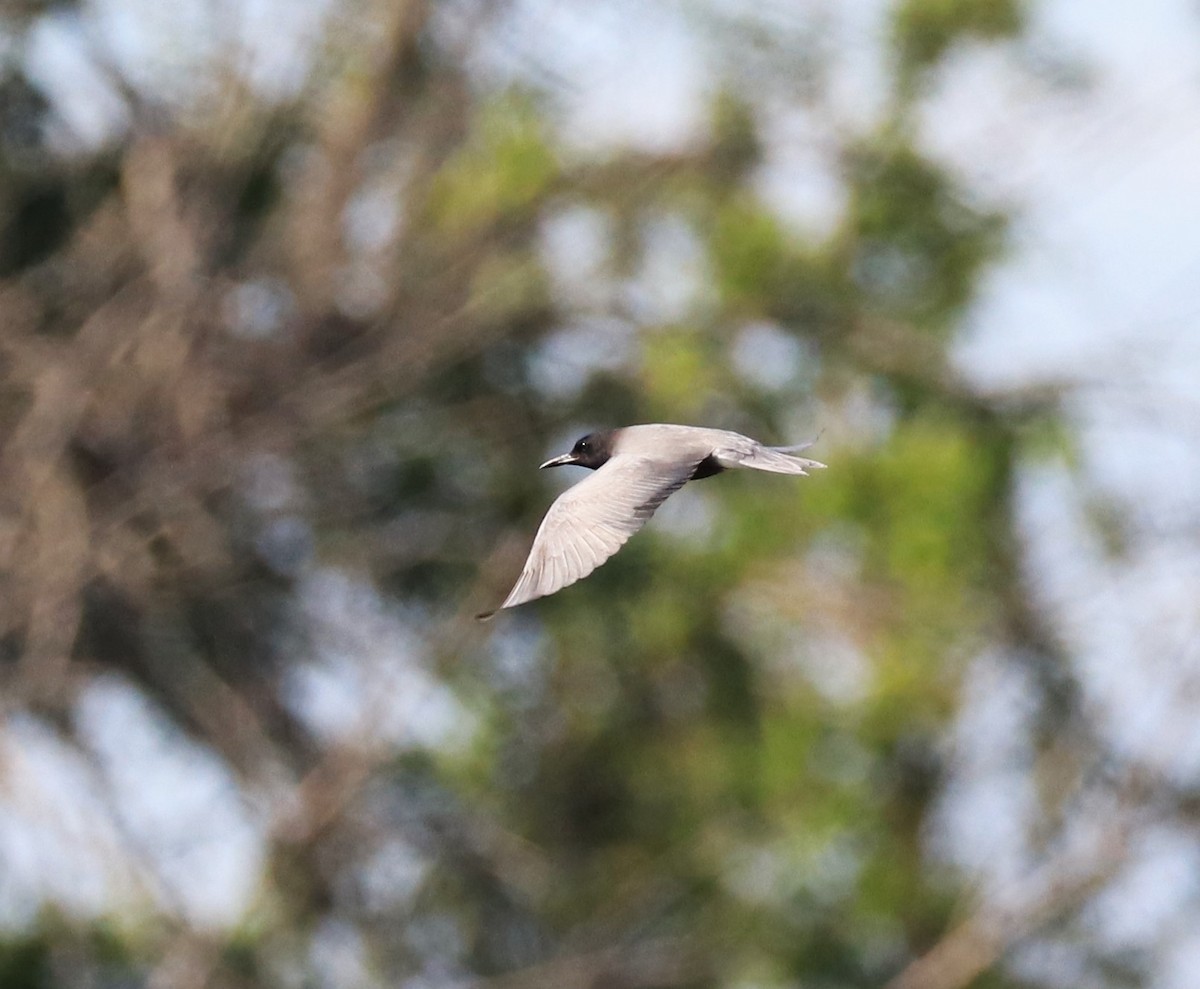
xmin=478 ymin=424 xmax=824 ymax=619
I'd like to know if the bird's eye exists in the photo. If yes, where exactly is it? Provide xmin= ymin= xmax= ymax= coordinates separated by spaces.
xmin=578 ymin=440 xmax=589 ymax=452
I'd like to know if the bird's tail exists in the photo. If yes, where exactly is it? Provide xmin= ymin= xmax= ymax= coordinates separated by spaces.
xmin=750 ymin=430 xmax=826 ymax=474
xmin=715 ymin=434 xmax=826 ymax=475
xmin=746 ymin=446 xmax=827 ymax=474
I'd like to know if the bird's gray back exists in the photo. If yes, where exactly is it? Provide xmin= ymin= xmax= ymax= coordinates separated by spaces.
xmin=613 ymin=424 xmax=752 ymax=462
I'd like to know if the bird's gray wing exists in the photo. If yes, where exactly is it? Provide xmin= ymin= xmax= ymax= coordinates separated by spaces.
xmin=481 ymin=455 xmax=698 ymax=617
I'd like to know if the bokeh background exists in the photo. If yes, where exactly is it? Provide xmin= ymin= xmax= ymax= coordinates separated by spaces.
xmin=2 ymin=0 xmax=1199 ymax=986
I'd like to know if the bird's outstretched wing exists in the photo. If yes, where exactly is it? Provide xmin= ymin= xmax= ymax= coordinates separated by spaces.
xmin=478 ymin=455 xmax=698 ymax=619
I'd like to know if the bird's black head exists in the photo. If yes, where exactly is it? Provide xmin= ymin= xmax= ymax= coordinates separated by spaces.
xmin=540 ymin=430 xmax=615 ymax=471
xmin=570 ymin=431 xmax=615 ymax=469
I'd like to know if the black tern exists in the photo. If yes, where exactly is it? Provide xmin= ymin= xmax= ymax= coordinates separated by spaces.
xmin=477 ymin=424 xmax=825 ymax=619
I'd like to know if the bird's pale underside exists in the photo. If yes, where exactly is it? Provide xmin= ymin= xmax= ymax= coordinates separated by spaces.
xmin=477 ymin=424 xmax=825 ymax=620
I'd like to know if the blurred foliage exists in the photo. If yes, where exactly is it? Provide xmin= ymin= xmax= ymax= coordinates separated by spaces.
xmin=431 ymin=96 xmax=559 ymax=236
xmin=845 ymin=141 xmax=1008 ymax=330
xmin=893 ymin=0 xmax=1026 ymax=83
xmin=0 ymin=2 xmax=1162 ymax=989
